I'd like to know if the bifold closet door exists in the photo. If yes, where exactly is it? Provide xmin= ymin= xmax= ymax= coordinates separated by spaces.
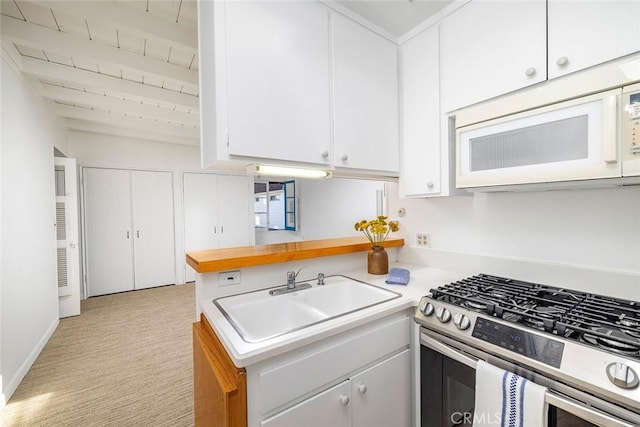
xmin=183 ymin=173 xmax=219 ymax=283
xmin=131 ymin=170 xmax=176 ymax=289
xmin=84 ymin=168 xmax=135 ymax=296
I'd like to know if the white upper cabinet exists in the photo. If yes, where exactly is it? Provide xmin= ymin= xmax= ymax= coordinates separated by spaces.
xmin=440 ymin=0 xmax=547 ymax=113
xmin=548 ymin=0 xmax=640 ymax=79
xmin=332 ymin=14 xmax=399 ymax=173
xmin=224 ymin=1 xmax=332 ymax=165
xmin=198 ymin=1 xmax=400 ymax=176
xmin=399 ymin=25 xmax=442 ymax=197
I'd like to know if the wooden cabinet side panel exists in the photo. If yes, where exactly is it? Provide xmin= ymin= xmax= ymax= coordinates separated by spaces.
xmin=193 ymin=316 xmax=247 ymax=427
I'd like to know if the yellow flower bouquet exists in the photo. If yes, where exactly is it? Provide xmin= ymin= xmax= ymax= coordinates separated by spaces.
xmin=354 ymin=216 xmax=399 ymax=249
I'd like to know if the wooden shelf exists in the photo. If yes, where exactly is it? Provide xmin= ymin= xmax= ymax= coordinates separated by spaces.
xmin=186 ymin=236 xmax=404 ymax=273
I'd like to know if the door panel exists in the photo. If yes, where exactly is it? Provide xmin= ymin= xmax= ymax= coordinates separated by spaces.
xmin=225 ymin=1 xmax=331 ymax=164
xmin=55 ymin=157 xmax=81 ymax=317
xmin=351 ymin=349 xmax=411 ymax=427
xmin=84 ymin=168 xmax=134 ymax=296
xmin=131 ymin=170 xmax=176 ymax=289
xmin=262 ymin=380 xmax=351 ymax=427
xmin=217 ymin=175 xmax=250 ymax=248
xmin=183 ymin=173 xmax=219 ymax=282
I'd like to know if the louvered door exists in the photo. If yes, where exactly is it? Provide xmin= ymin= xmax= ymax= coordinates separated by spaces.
xmin=54 ymin=157 xmax=81 ymax=317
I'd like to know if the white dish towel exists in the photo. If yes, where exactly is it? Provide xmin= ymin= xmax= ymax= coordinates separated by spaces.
xmin=473 ymin=360 xmax=548 ymax=427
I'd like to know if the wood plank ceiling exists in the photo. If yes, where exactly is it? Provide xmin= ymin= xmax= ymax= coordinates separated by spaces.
xmin=1 ymin=0 xmax=199 ymax=146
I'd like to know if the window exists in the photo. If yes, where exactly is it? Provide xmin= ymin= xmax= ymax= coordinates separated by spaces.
xmin=254 ymin=180 xmax=296 ymax=231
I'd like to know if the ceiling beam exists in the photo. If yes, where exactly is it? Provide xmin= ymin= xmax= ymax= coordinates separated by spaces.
xmin=55 ymin=103 xmax=200 ymax=139
xmin=30 ymin=1 xmax=197 ymax=53
xmin=40 ymin=84 xmax=199 ymax=126
xmin=1 ymin=15 xmax=198 ymax=88
xmin=65 ymin=119 xmax=199 ymax=147
xmin=21 ymin=56 xmax=199 ymax=110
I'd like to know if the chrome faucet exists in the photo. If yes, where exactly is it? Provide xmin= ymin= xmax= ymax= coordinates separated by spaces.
xmin=269 ymin=267 xmax=311 ymax=296
xmin=317 ymin=273 xmax=325 ymax=286
xmin=286 ymin=270 xmax=297 ymax=289
xmin=287 ymin=267 xmax=305 ymax=289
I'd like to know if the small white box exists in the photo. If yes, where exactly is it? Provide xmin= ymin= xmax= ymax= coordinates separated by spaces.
xmin=219 ymin=270 xmax=241 ymax=286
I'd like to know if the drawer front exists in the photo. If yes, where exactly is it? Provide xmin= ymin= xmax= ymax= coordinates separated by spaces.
xmin=259 ymin=314 xmax=411 ymax=413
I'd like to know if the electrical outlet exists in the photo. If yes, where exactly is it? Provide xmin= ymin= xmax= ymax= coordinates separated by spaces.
xmin=416 ymin=232 xmax=430 ymax=247
xmin=219 ymin=270 xmax=241 ymax=286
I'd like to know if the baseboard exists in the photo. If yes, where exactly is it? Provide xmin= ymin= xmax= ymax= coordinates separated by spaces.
xmin=3 ymin=317 xmax=59 ymax=405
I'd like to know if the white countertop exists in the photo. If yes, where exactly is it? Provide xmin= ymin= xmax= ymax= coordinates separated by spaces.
xmin=199 ymin=262 xmax=467 ymax=367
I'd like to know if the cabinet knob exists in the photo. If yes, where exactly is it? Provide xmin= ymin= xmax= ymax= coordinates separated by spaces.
xmin=341 ymin=154 xmax=348 ymax=162
xmin=339 ymin=394 xmax=350 ymax=406
xmin=357 ymin=384 xmax=367 ymax=394
xmin=321 ymin=150 xmax=329 ymax=158
xmin=427 ymin=182 xmax=434 ymax=189
xmin=556 ymin=56 xmax=569 ymax=67
xmin=525 ymin=67 xmax=536 ymax=77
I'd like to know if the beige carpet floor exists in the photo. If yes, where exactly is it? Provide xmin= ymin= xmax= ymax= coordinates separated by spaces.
xmin=1 ymin=283 xmax=196 ymax=427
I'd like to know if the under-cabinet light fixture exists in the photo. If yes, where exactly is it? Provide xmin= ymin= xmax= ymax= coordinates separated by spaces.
xmin=248 ymin=164 xmax=332 ymax=179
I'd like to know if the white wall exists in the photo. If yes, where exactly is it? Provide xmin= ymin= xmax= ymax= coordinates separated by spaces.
xmin=1 ymin=51 xmax=67 ymax=405
xmin=67 ymin=132 xmax=205 ymax=286
xmin=387 ymin=182 xmax=640 ymax=274
xmin=255 ymin=178 xmax=386 ymax=245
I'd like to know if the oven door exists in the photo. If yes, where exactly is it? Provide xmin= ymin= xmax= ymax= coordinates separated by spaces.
xmin=420 ymin=329 xmax=640 ymax=427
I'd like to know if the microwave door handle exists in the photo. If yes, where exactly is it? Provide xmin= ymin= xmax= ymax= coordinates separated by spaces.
xmin=603 ymin=94 xmax=618 ymax=163
xmin=545 ymin=393 xmax=638 ymax=427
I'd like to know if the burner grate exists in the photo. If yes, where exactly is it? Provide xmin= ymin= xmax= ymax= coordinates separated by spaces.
xmin=429 ymin=273 xmax=640 ymax=357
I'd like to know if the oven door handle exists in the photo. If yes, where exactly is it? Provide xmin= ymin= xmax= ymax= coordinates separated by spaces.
xmin=420 ymin=332 xmax=477 ymax=368
xmin=544 ymin=393 xmax=636 ymax=427
xmin=420 ymin=333 xmax=638 ymax=427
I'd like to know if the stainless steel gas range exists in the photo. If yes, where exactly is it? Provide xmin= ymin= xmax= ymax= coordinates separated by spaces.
xmin=414 ymin=273 xmax=640 ymax=427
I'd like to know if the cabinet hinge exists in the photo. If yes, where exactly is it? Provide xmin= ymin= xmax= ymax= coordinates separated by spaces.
xmin=226 ymin=130 xmax=230 ymax=147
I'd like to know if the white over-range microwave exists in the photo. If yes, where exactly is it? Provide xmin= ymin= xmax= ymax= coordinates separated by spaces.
xmin=455 ymin=56 xmax=640 ymax=191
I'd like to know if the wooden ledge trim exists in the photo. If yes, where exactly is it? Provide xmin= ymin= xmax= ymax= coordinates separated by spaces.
xmin=186 ymin=236 xmax=404 ymax=273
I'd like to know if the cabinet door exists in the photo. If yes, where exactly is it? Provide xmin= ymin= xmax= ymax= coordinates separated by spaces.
xmin=183 ymin=173 xmax=219 ymax=283
xmin=224 ymin=1 xmax=331 ymax=165
xmin=262 ymin=381 xmax=351 ymax=427
xmin=217 ymin=175 xmax=251 ymax=249
xmin=440 ymin=0 xmax=546 ymax=112
xmin=83 ymin=168 xmax=134 ymax=296
xmin=131 ymin=170 xmax=175 ymax=290
xmin=193 ymin=315 xmax=247 ymax=427
xmin=548 ymin=0 xmax=640 ymax=79
xmin=351 ymin=349 xmax=411 ymax=427
xmin=399 ymin=26 xmax=442 ymax=197
xmin=332 ymin=13 xmax=399 ymax=173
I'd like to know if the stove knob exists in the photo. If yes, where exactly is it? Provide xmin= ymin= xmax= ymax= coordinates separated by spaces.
xmin=436 ymin=307 xmax=451 ymax=323
xmin=606 ymin=362 xmax=640 ymax=389
xmin=453 ymin=313 xmax=471 ymax=330
xmin=419 ymin=300 xmax=435 ymax=316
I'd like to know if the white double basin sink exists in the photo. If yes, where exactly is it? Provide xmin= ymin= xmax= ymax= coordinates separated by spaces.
xmin=214 ymin=275 xmax=401 ymax=342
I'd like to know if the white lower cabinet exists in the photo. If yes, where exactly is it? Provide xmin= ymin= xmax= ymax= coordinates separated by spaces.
xmin=262 ymin=381 xmax=351 ymax=427
xmin=248 ymin=312 xmax=413 ymax=427
xmin=261 ymin=350 xmax=411 ymax=427
xmin=351 ymin=350 xmax=411 ymax=427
